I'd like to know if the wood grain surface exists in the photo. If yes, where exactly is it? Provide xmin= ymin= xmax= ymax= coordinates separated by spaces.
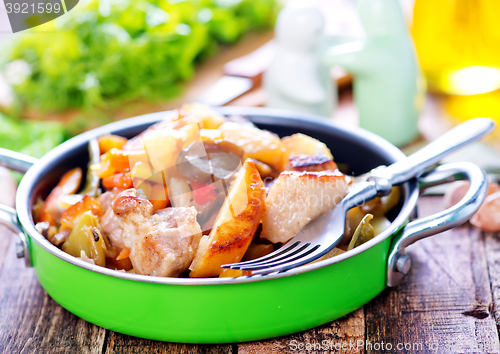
xmin=1 ymin=197 xmax=500 ymax=353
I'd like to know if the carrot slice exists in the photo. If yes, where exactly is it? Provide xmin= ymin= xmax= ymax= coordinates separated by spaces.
xmin=102 ymin=172 xmax=133 ymax=190
xmin=116 ymin=247 xmax=130 ymax=261
xmin=97 ymin=135 xmax=128 ymax=154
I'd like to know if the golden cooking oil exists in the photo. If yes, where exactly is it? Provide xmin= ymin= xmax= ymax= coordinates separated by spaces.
xmin=412 ymin=0 xmax=500 ymax=142
xmin=412 ymin=0 xmax=500 ymax=95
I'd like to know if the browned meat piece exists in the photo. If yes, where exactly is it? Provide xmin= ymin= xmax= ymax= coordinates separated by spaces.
xmin=112 ymin=189 xmax=202 ymax=277
xmin=99 ymin=190 xmax=125 ymax=250
xmin=260 ymin=170 xmax=348 ymax=244
xmin=285 ymin=152 xmax=338 ymax=172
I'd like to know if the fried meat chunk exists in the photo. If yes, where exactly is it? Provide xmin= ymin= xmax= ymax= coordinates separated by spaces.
xmin=112 ymin=189 xmax=202 ymax=277
xmin=260 ymin=170 xmax=348 ymax=243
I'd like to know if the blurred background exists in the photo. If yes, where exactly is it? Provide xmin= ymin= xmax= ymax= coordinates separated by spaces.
xmin=0 ymin=0 xmax=499 ymax=158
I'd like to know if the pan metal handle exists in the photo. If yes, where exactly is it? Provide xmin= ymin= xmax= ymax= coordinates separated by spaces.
xmin=0 ymin=203 xmax=31 ymax=266
xmin=0 ymin=148 xmax=38 ymax=173
xmin=387 ymin=162 xmax=487 ymax=287
xmin=0 ymin=148 xmax=37 ymax=266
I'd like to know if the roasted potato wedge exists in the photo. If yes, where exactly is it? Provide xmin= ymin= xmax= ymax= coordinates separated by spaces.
xmin=217 ymin=122 xmax=285 ymax=170
xmin=189 ymin=159 xmax=266 ymax=278
xmin=181 ymin=103 xmax=226 ymax=129
xmin=281 ymin=133 xmax=334 ymax=171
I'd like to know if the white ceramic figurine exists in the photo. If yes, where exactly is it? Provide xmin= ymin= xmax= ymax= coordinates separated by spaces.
xmin=323 ymin=0 xmax=425 ymax=146
xmin=264 ymin=2 xmax=336 ymax=117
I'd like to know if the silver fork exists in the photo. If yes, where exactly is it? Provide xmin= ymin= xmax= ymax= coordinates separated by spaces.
xmin=222 ymin=118 xmax=496 ymax=275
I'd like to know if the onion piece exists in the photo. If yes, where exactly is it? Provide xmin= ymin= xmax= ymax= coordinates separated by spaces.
xmin=444 ymin=181 xmax=500 ymax=232
xmin=470 ymin=191 xmax=500 ymax=232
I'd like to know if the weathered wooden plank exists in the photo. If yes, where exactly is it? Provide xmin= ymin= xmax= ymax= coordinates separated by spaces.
xmin=237 ymin=308 xmax=365 ymax=354
xmin=365 ymin=197 xmax=500 ymax=354
xmin=0 ymin=230 xmax=106 ymax=354
xmin=104 ymin=331 xmax=233 ymax=354
xmin=484 ymin=231 xmax=500 ymax=332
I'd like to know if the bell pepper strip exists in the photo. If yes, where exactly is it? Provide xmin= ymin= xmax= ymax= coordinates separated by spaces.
xmin=97 ymin=134 xmax=128 ymax=155
xmin=39 ymin=167 xmax=82 ymax=225
xmin=190 ymin=181 xmax=218 ymax=205
xmin=102 ymin=172 xmax=133 ymax=190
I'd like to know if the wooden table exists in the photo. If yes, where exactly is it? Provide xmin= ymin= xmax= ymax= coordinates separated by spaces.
xmin=2 ymin=34 xmax=500 ymax=354
xmin=1 ymin=198 xmax=500 ymax=353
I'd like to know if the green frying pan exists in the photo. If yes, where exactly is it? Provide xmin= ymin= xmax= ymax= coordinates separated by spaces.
xmin=0 ymin=107 xmax=489 ymax=343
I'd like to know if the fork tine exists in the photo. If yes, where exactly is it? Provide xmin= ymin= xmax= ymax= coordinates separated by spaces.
xmin=221 ymin=240 xmax=301 ymax=269
xmin=237 ymin=244 xmax=320 ymax=271
xmin=234 ymin=242 xmax=313 ymax=269
xmin=249 ymin=248 xmax=327 ymax=275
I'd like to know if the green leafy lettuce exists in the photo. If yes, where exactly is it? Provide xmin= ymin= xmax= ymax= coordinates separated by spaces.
xmin=3 ymin=0 xmax=278 ymax=114
xmin=0 ymin=112 xmax=66 ymax=158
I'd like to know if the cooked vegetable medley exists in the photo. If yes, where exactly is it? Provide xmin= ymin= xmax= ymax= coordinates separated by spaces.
xmin=34 ymin=104 xmax=399 ymax=278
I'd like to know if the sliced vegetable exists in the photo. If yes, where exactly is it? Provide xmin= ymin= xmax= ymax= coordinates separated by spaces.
xmin=39 ymin=167 xmax=82 ymax=225
xmin=80 ymin=139 xmax=101 ymax=197
xmin=347 ymin=214 xmax=375 ymax=251
xmin=59 ymin=195 xmax=103 ymax=235
xmin=62 ymin=211 xmax=107 ymax=267
xmin=88 ymin=227 xmax=107 ymax=267
xmin=344 ymin=206 xmax=365 ymax=242
xmin=98 ymin=149 xmax=148 ymax=178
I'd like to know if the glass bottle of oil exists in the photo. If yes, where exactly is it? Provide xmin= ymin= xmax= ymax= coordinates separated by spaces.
xmin=411 ymin=0 xmax=500 ymax=143
xmin=412 ymin=0 xmax=500 ymax=95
